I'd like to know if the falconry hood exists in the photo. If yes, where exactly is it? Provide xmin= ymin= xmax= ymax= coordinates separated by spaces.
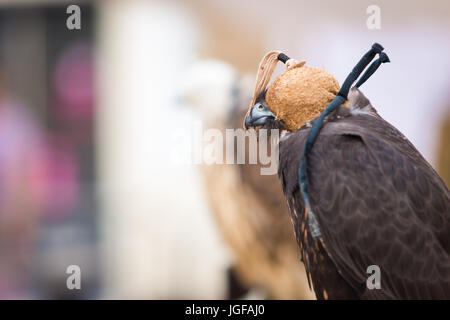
xmin=244 ymin=44 xmax=389 ymax=132
xmin=245 ymin=51 xmax=339 ymax=131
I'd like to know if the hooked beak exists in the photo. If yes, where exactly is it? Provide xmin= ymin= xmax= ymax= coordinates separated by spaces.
xmin=244 ymin=103 xmax=276 ymax=129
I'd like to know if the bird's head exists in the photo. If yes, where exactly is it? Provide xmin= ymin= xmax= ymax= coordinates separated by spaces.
xmin=244 ymin=89 xmax=275 ymax=128
xmin=244 ymin=52 xmax=340 ymax=131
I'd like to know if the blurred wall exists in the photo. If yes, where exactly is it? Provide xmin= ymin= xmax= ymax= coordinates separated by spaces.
xmin=96 ymin=0 xmax=229 ymax=299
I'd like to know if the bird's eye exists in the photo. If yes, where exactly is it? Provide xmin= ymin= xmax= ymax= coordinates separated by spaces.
xmin=257 ymin=104 xmax=264 ymax=110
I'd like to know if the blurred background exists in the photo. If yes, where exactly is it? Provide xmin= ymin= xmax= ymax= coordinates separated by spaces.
xmin=0 ymin=0 xmax=448 ymax=299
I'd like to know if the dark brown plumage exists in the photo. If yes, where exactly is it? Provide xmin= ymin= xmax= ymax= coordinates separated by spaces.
xmin=276 ymin=88 xmax=450 ymax=299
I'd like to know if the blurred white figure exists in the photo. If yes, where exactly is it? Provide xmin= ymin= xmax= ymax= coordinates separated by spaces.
xmin=181 ymin=60 xmax=240 ymax=124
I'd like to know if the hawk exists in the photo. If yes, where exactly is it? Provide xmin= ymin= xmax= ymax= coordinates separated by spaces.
xmin=244 ymin=44 xmax=450 ymax=299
